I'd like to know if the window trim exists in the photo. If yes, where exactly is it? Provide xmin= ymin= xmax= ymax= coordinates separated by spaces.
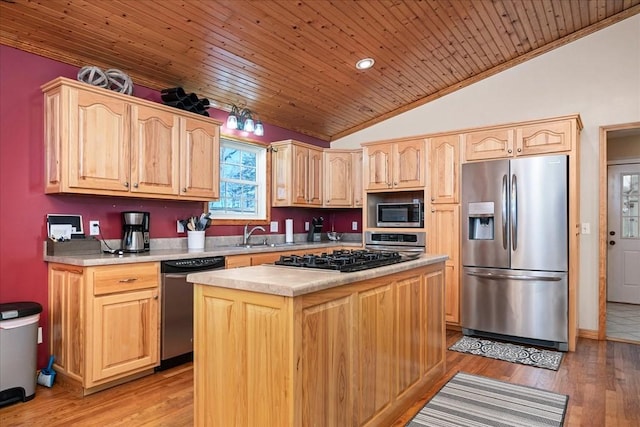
xmin=203 ymin=135 xmax=271 ymax=226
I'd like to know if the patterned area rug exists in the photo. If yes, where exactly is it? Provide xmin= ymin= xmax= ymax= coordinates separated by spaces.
xmin=449 ymin=336 xmax=564 ymax=371
xmin=406 ymin=372 xmax=568 ymax=426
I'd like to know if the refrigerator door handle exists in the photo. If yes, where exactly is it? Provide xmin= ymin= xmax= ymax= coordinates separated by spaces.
xmin=502 ymin=174 xmax=508 ymax=250
xmin=511 ymin=174 xmax=518 ymax=251
xmin=466 ymin=271 xmax=562 ymax=281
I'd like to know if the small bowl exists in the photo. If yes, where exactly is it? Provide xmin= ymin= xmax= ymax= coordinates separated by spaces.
xmin=327 ymin=232 xmax=342 ymax=241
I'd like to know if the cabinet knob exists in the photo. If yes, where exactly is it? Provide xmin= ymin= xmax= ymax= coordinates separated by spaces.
xmin=507 ymin=149 xmax=512 ymax=154
xmin=182 ymin=188 xmax=187 ymax=192
xmin=431 ymin=197 xmax=435 ymax=201
xmin=517 ymin=148 xmax=522 ymax=153
xmin=124 ymin=182 xmax=129 ymax=188
xmin=393 ymin=182 xmax=398 ymax=186
xmin=154 ymin=295 xmax=159 ymax=300
xmin=431 ymin=209 xmax=435 ymax=213
xmin=133 ymin=183 xmax=139 ymax=188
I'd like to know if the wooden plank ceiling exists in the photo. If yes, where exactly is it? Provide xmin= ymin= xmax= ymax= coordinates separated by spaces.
xmin=1 ymin=0 xmax=639 ymax=141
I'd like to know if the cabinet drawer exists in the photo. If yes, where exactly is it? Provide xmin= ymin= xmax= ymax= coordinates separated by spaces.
xmin=91 ymin=263 xmax=158 ymax=295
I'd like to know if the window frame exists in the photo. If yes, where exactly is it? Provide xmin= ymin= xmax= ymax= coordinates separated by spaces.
xmin=203 ymin=135 xmax=271 ymax=226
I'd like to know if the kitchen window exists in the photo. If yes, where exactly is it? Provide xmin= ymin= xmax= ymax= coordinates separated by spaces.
xmin=207 ymin=138 xmax=268 ymax=220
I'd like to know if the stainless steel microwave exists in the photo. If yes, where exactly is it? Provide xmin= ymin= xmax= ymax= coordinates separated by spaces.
xmin=376 ymin=202 xmax=423 ymax=228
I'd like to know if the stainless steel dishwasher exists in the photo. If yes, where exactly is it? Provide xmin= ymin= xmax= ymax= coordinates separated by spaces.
xmin=158 ymin=256 xmax=225 ymax=370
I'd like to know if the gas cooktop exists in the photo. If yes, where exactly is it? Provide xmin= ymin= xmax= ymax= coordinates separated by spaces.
xmin=274 ymin=249 xmax=411 ymax=273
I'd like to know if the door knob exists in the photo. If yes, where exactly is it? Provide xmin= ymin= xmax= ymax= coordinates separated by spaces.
xmin=609 ymin=240 xmax=616 ymax=245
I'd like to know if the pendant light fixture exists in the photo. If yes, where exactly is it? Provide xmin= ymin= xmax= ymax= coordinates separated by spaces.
xmin=226 ymin=105 xmax=264 ymax=136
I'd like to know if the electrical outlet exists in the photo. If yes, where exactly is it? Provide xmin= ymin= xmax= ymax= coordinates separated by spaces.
xmin=177 ymin=220 xmax=185 ymax=233
xmin=581 ymin=223 xmax=590 ymax=234
xmin=305 ymin=221 xmax=310 ymax=231
xmin=352 ymin=221 xmax=358 ymax=231
xmin=89 ymin=220 xmax=100 ymax=236
xmin=270 ymin=221 xmax=278 ymax=232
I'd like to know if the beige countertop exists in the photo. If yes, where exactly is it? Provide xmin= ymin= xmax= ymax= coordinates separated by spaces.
xmin=187 ymin=254 xmax=448 ymax=297
xmin=44 ymin=241 xmax=361 ymax=266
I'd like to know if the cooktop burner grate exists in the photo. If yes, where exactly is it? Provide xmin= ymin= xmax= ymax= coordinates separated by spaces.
xmin=274 ymin=249 xmax=409 ymax=272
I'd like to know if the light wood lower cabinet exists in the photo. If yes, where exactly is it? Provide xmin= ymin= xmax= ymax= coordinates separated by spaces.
xmin=428 ymin=205 xmax=460 ymax=324
xmin=48 ymin=262 xmax=160 ymax=395
xmin=194 ymin=262 xmax=445 ymax=426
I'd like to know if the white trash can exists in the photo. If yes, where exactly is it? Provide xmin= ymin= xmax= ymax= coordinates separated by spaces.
xmin=0 ymin=302 xmax=42 ymax=407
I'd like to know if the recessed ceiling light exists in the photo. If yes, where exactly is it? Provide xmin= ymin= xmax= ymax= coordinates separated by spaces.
xmin=356 ymin=58 xmax=375 ymax=70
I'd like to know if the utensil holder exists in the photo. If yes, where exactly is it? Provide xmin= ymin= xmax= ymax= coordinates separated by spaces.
xmin=187 ymin=230 xmax=205 ymax=251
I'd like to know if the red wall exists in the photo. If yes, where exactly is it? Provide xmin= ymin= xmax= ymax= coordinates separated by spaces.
xmin=0 ymin=45 xmax=361 ymax=367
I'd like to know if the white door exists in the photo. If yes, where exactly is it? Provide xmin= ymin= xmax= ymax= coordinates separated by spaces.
xmin=607 ymin=163 xmax=640 ymax=303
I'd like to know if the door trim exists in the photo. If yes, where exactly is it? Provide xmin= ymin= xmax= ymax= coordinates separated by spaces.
xmin=598 ymin=122 xmax=640 ymax=340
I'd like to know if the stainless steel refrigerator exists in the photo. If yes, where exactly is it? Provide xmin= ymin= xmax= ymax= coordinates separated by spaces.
xmin=461 ymin=154 xmax=568 ymax=351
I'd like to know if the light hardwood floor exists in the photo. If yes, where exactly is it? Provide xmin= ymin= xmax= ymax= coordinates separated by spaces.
xmin=1 ymin=330 xmax=638 ymax=426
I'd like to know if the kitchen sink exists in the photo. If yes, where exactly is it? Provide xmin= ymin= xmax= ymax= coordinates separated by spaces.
xmin=233 ymin=242 xmax=300 ymax=249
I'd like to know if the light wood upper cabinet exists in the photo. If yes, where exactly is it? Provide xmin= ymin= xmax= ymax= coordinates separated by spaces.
xmin=180 ymin=115 xmax=220 ymax=199
xmin=130 ymin=103 xmax=181 ymax=195
xmin=352 ymin=150 xmax=363 ymax=207
xmin=516 ymin=119 xmax=574 ymax=156
xmin=463 ymin=116 xmax=580 ymax=162
xmin=48 ymin=262 xmax=160 ymax=395
xmin=463 ymin=128 xmax=515 ymax=161
xmin=42 ymin=77 xmax=220 ymax=201
xmin=363 ymin=138 xmax=426 ymax=191
xmin=323 ymin=150 xmax=353 ymax=207
xmin=271 ymin=139 xmax=323 ymax=207
xmin=429 ymin=134 xmax=460 ymax=204
xmin=66 ymin=87 xmax=131 ymax=192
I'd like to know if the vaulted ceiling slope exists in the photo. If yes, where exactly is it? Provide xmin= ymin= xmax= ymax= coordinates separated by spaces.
xmin=1 ymin=0 xmax=638 ymax=141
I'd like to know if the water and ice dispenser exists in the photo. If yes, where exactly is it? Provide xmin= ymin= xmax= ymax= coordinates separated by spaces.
xmin=467 ymin=202 xmax=495 ymax=240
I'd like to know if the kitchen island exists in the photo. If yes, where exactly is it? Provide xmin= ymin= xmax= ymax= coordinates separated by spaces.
xmin=188 ymin=254 xmax=447 ymax=427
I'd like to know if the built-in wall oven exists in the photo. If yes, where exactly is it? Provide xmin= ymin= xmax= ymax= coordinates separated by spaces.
xmin=365 ymin=231 xmax=426 ymax=255
xmin=158 ymin=256 xmax=225 ymax=370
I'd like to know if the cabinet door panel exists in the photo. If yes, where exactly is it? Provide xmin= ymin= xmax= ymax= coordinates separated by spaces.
xmin=324 ymin=152 xmax=352 ymax=206
xmin=394 ymin=140 xmax=425 ymax=188
xmin=180 ymin=116 xmax=219 ymax=199
xmin=292 ymin=145 xmax=309 ymax=204
xmin=395 ymin=274 xmax=422 ymax=397
xmin=516 ymin=120 xmax=572 ymax=155
xmin=357 ymin=284 xmax=393 ymax=424
xmin=89 ymin=289 xmax=158 ymax=384
xmin=424 ymin=269 xmax=445 ymax=372
xmin=430 ymin=135 xmax=460 ymax=204
xmin=352 ymin=150 xmax=363 ymax=207
xmin=49 ymin=266 xmax=84 ymax=379
xmin=428 ymin=205 xmax=460 ymax=324
xmin=307 ymin=148 xmax=323 ymax=205
xmin=463 ymin=128 xmax=514 ymax=161
xmin=364 ymin=144 xmax=392 ymax=190
xmin=69 ymin=89 xmax=129 ymax=191
xmin=302 ymin=295 xmax=353 ymax=427
xmin=130 ymin=105 xmax=180 ymax=195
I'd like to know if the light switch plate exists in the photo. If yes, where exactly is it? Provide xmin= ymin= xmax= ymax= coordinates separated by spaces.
xmin=177 ymin=220 xmax=185 ymax=233
xmin=305 ymin=221 xmax=310 ymax=231
xmin=581 ymin=223 xmax=590 ymax=234
xmin=270 ymin=221 xmax=278 ymax=232
xmin=352 ymin=221 xmax=358 ymax=231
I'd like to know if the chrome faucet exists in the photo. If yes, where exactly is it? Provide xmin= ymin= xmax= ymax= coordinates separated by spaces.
xmin=243 ymin=223 xmax=266 ymax=245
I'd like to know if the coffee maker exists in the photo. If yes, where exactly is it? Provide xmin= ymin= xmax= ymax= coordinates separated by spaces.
xmin=121 ymin=211 xmax=150 ymax=253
